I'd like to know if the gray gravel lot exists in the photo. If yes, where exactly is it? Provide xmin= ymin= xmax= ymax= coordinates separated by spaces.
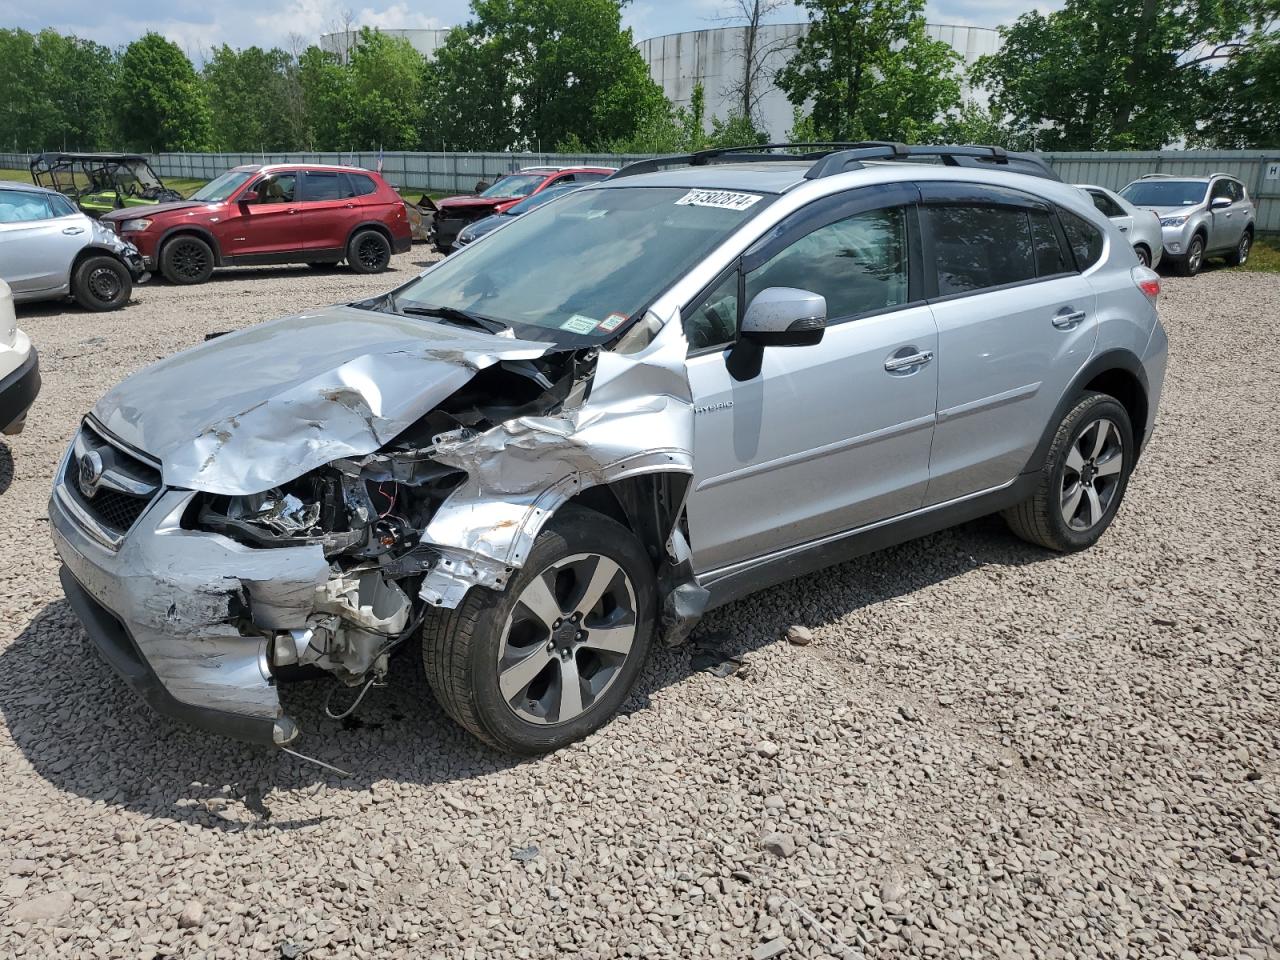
xmin=0 ymin=256 xmax=1277 ymax=959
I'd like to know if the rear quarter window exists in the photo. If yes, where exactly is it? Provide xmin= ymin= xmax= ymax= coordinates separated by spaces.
xmin=1057 ymin=207 xmax=1105 ymax=271
xmin=345 ymin=173 xmax=378 ymax=197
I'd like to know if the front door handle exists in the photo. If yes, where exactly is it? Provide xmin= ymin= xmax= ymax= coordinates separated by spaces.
xmin=1052 ymin=309 xmax=1087 ymax=330
xmin=62 ymin=226 xmax=85 ymax=235
xmin=884 ymin=349 xmax=934 ymax=372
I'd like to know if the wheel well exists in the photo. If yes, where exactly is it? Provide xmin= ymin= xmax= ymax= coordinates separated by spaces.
xmin=1083 ymin=368 xmax=1148 ymax=450
xmin=348 ymin=222 xmax=392 ymax=250
xmin=564 ymin=473 xmax=692 ymax=570
xmin=68 ymin=246 xmax=123 ymax=284
xmin=1132 ymin=241 xmax=1150 ymax=257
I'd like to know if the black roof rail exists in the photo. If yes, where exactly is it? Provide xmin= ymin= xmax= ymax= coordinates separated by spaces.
xmin=609 ymin=141 xmax=1061 ymax=183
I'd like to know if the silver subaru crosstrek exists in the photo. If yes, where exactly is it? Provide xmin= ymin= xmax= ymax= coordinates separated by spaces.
xmin=1120 ymin=173 xmax=1256 ymax=276
xmin=49 ymin=144 xmax=1168 ymax=757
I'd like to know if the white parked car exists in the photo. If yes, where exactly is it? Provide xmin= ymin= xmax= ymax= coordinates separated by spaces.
xmin=0 ymin=279 xmax=40 ymax=436
xmin=1077 ymin=184 xmax=1163 ymax=269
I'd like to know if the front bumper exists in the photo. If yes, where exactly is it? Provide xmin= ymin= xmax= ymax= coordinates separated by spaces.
xmin=123 ymin=250 xmax=149 ymax=282
xmin=0 ymin=349 xmax=40 ymax=435
xmin=1159 ymin=222 xmax=1194 ymax=258
xmin=50 ymin=482 xmax=330 ymax=746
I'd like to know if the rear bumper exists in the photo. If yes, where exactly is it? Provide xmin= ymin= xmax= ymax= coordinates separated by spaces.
xmin=0 ymin=349 xmax=40 ymax=435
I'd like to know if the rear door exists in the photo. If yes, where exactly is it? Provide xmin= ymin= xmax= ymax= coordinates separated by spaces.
xmin=296 ymin=170 xmax=353 ymax=254
xmin=921 ymin=184 xmax=1098 ymax=504
xmin=0 ymin=189 xmax=86 ymax=295
xmin=684 ymin=186 xmax=940 ymax=573
xmin=1087 ymin=188 xmax=1132 ymax=238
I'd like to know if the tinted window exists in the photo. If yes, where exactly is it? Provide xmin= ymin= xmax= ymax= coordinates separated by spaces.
xmin=927 ymin=205 xmax=1036 ymax=295
xmin=0 ymin=189 xmax=54 ymax=223
xmin=346 ymin=173 xmax=377 ymax=197
xmin=684 ymin=271 xmax=739 ymax=351
xmin=303 ymin=172 xmax=343 ymax=201
xmin=1058 ymin=207 xmax=1104 ymax=270
xmin=253 ymin=173 xmax=297 ymax=204
xmin=747 ymin=207 xmax=909 ymax=321
xmin=1030 ymin=210 xmax=1071 ymax=277
xmin=1088 ymin=190 xmax=1124 ymax=218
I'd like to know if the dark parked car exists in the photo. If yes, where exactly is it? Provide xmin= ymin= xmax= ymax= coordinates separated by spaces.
xmin=100 ymin=164 xmax=412 ymax=285
xmin=453 ymin=183 xmax=582 ymax=248
xmin=430 ymin=166 xmax=615 ymax=252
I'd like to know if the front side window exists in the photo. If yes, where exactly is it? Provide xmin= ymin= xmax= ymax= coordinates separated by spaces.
xmin=747 ymin=207 xmax=910 ymax=321
xmin=385 ymin=185 xmax=770 ymax=344
xmin=302 ymin=172 xmax=343 ymax=202
xmin=684 ymin=271 xmax=740 ymax=351
xmin=1210 ymin=179 xmax=1234 ymax=203
xmin=1058 ymin=207 xmax=1104 ymax=271
xmin=927 ymin=205 xmax=1036 ymax=295
xmin=0 ymin=189 xmax=54 ymax=223
xmin=253 ymin=173 xmax=297 ymax=204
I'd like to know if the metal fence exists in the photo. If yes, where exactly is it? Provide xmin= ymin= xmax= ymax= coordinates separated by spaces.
xmin=5 ymin=148 xmax=1278 ymax=231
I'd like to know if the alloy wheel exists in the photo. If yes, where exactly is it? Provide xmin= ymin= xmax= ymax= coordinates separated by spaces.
xmin=497 ymin=553 xmax=638 ymax=725
xmin=1060 ymin=418 xmax=1124 ymax=531
xmin=86 ymin=266 xmax=121 ymax=304
xmin=1237 ymin=234 xmax=1251 ymax=265
xmin=357 ymin=236 xmax=388 ymax=270
xmin=1188 ymin=239 xmax=1203 ymax=273
xmin=172 ymin=241 xmax=208 ymax=280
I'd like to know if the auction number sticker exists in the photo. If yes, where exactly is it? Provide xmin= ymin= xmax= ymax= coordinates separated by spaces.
xmin=675 ymin=189 xmax=762 ymax=211
xmin=560 ymin=314 xmax=599 ymax=334
xmin=598 ymin=312 xmax=629 ymax=332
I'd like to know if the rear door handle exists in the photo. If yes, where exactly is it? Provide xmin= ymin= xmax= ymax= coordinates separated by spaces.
xmin=62 ymin=226 xmax=85 ymax=235
xmin=1052 ymin=309 xmax=1087 ymax=330
xmin=884 ymin=349 xmax=934 ymax=372
xmin=1118 ymin=225 xmax=1128 ymax=232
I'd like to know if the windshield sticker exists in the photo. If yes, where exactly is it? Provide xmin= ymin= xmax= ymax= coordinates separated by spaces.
xmin=560 ymin=315 xmax=599 ymax=335
xmin=675 ymin=189 xmax=762 ymax=212
xmin=598 ymin=312 xmax=628 ymax=332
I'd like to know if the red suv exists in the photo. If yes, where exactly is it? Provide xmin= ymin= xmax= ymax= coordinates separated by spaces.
xmin=100 ymin=164 xmax=412 ymax=285
xmin=430 ymin=166 xmax=616 ymax=252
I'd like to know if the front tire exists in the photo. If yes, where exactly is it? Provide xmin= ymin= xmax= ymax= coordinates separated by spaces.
xmin=421 ymin=506 xmax=655 ymax=754
xmin=1003 ymin=392 xmax=1134 ymax=552
xmin=347 ymin=229 xmax=391 ymax=274
xmin=71 ymin=255 xmax=132 ymax=311
xmin=1175 ymin=234 xmax=1204 ymax=277
xmin=160 ymin=235 xmax=214 ymax=285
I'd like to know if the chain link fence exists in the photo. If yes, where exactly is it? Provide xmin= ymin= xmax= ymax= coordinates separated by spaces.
xmin=5 ymin=148 xmax=1278 ymax=231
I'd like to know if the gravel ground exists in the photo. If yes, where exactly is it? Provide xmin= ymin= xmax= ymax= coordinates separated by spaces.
xmin=0 ymin=257 xmax=1277 ymax=960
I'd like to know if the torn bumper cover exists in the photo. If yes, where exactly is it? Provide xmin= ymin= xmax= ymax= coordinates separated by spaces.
xmin=51 ymin=488 xmax=329 ymax=745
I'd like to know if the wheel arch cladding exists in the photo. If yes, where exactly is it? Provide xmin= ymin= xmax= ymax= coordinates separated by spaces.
xmin=350 ymin=222 xmax=393 ymax=246
xmin=161 ymin=227 xmax=221 ymax=265
xmin=1025 ymin=349 xmax=1149 ymax=473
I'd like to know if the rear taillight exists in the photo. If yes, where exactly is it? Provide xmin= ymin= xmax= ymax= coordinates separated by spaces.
xmin=1132 ymin=265 xmax=1160 ymax=303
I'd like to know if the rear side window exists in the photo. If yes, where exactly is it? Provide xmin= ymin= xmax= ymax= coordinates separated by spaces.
xmin=746 ymin=206 xmax=910 ymax=321
xmin=927 ymin=205 xmax=1036 ymax=295
xmin=303 ymin=171 xmax=344 ymax=201
xmin=1057 ymin=208 xmax=1104 ymax=271
xmin=1030 ymin=210 xmax=1071 ymax=277
xmin=345 ymin=173 xmax=378 ymax=197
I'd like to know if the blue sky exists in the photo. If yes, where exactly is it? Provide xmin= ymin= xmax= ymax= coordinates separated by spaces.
xmin=0 ymin=0 xmax=1056 ymax=59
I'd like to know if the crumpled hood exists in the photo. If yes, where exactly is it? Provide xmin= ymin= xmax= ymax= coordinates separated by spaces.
xmin=101 ymin=200 xmax=204 ymax=222
xmin=436 ymin=195 xmax=505 ymax=213
xmin=93 ymin=305 xmax=549 ymax=495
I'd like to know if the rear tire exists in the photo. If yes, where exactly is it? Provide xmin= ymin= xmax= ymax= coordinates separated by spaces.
xmin=1003 ymin=392 xmax=1134 ymax=553
xmin=1224 ymin=230 xmax=1252 ymax=267
xmin=160 ymin=235 xmax=214 ymax=285
xmin=71 ymin=255 xmax=132 ymax=311
xmin=347 ymin=229 xmax=391 ymax=274
xmin=1133 ymin=244 xmax=1151 ymax=268
xmin=421 ymin=506 xmax=655 ymax=754
xmin=1175 ymin=234 xmax=1204 ymax=277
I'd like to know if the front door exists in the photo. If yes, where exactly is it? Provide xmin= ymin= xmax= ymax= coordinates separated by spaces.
xmin=0 ymin=189 xmax=86 ymax=295
xmin=1208 ymin=179 xmax=1240 ymax=251
xmin=684 ymin=197 xmax=939 ymax=574
xmin=221 ymin=171 xmax=301 ymax=258
xmin=921 ymin=187 xmax=1099 ymax=504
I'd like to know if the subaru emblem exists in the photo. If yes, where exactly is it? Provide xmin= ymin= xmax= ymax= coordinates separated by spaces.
xmin=78 ymin=450 xmax=105 ymax=498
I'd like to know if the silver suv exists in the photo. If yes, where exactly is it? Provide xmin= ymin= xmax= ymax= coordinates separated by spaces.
xmin=1120 ymin=173 xmax=1256 ymax=276
xmin=50 ymin=144 xmax=1168 ymax=756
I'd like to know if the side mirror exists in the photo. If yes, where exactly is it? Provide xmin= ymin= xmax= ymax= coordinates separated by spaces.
xmin=740 ymin=287 xmax=826 ymax=347
xmin=239 ymin=190 xmax=260 ymax=204
xmin=1211 ymin=196 xmax=1231 ymax=209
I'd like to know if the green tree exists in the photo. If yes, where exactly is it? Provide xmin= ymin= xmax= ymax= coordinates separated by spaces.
xmin=426 ymin=0 xmax=668 ymax=150
xmin=934 ymin=101 xmax=1031 ymax=149
xmin=971 ymin=0 xmax=1276 ymax=149
xmin=776 ymin=0 xmax=963 ymax=143
xmin=116 ymin=32 xmax=210 ymax=151
xmin=0 ymin=29 xmax=117 ymax=150
xmin=342 ymin=29 xmax=426 ymax=150
xmin=0 ymin=29 xmax=52 ymax=150
xmin=1194 ymin=30 xmax=1280 ymax=148
xmin=298 ymin=46 xmax=349 ymax=150
xmin=204 ymin=45 xmax=302 ymax=151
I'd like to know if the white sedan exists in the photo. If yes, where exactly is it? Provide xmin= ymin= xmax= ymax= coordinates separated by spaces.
xmin=0 ymin=279 xmax=40 ymax=436
xmin=1077 ymin=184 xmax=1164 ymax=269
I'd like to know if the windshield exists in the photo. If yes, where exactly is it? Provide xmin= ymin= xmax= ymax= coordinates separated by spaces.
xmin=480 ymin=174 xmax=546 ymax=199
xmin=504 ymin=184 xmax=577 ymax=215
xmin=1120 ymin=180 xmax=1207 ymax=207
xmin=189 ymin=170 xmax=255 ymax=203
xmin=384 ymin=186 xmax=771 ymax=343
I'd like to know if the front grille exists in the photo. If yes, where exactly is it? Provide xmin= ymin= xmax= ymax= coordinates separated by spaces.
xmin=57 ymin=419 xmax=162 ymax=547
